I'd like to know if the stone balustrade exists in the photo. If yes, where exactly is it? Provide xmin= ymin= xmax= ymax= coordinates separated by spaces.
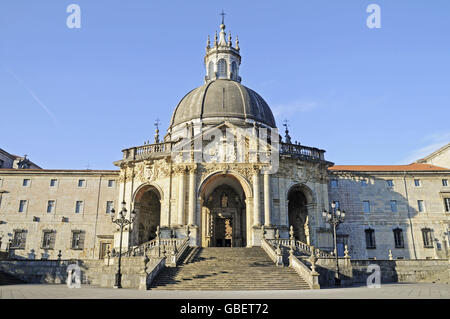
xmin=122 ymin=142 xmax=174 ymax=160
xmin=280 ymin=142 xmax=326 ymax=161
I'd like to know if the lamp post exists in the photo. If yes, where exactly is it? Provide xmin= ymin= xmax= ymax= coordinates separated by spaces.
xmin=322 ymin=201 xmax=346 ymax=286
xmin=111 ymin=201 xmax=136 ymax=289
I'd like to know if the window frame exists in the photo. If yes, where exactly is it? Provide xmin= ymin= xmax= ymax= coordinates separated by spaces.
xmin=421 ymin=228 xmax=433 ymax=248
xmin=75 ymin=200 xmax=84 ymax=214
xmin=77 ymin=179 xmax=86 ymax=188
xmin=41 ymin=230 xmax=56 ymax=250
xmin=18 ymin=200 xmax=28 ymax=213
xmin=365 ymin=228 xmax=376 ymax=249
xmin=393 ymin=228 xmax=404 ymax=248
xmin=386 ymin=179 xmax=394 ymax=187
xmin=363 ymin=200 xmax=371 ymax=214
xmin=390 ymin=200 xmax=398 ymax=213
xmin=417 ymin=200 xmax=425 ymax=213
xmin=47 ymin=200 xmax=56 ymax=213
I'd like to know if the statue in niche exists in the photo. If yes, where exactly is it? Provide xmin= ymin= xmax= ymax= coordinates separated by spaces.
xmin=304 ymin=216 xmax=311 ymax=245
xmin=221 ymin=193 xmax=228 ymax=208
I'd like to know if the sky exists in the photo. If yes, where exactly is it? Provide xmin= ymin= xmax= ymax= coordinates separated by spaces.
xmin=0 ymin=0 xmax=449 ymax=170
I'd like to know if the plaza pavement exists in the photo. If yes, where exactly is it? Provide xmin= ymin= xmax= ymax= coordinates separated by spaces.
xmin=0 ymin=282 xmax=448 ymax=299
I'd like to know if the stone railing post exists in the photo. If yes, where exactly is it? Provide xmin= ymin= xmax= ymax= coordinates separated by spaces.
xmin=344 ymin=245 xmax=350 ymax=259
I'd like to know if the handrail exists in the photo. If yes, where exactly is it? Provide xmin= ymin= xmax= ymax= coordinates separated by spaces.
xmin=261 ymin=238 xmax=283 ymax=266
xmin=266 ymin=239 xmax=332 ymax=258
xmin=289 ymin=254 xmax=320 ymax=289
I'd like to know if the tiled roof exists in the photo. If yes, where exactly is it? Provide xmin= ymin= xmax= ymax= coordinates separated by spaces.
xmin=328 ymin=163 xmax=449 ymax=172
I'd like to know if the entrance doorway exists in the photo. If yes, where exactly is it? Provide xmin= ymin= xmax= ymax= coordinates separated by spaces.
xmin=200 ymin=174 xmax=247 ymax=247
xmin=214 ymin=217 xmax=232 ymax=247
xmin=288 ymin=186 xmax=309 ymax=243
xmin=133 ymin=185 xmax=162 ymax=245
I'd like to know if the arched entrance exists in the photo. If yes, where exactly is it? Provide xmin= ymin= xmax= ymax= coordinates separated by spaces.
xmin=199 ymin=173 xmax=247 ymax=247
xmin=133 ymin=185 xmax=161 ymax=245
xmin=287 ymin=185 xmax=313 ymax=244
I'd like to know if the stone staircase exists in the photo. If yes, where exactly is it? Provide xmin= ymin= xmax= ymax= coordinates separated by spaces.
xmin=149 ymin=247 xmax=310 ymax=290
xmin=0 ymin=271 xmax=25 ymax=286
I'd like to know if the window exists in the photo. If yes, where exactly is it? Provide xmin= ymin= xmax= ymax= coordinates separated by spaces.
xmin=361 ymin=179 xmax=368 ymax=187
xmin=208 ymin=61 xmax=214 ymax=79
xmin=71 ymin=231 xmax=85 ymax=250
xmin=330 ymin=179 xmax=338 ymax=188
xmin=417 ymin=200 xmax=425 ymax=212
xmin=334 ymin=201 xmax=340 ymax=209
xmin=41 ymin=230 xmax=56 ymax=249
xmin=78 ymin=179 xmax=85 ymax=187
xmin=107 ymin=180 xmax=115 ymax=188
xmin=421 ymin=228 xmax=433 ymax=248
xmin=387 ymin=180 xmax=394 ymax=187
xmin=231 ymin=61 xmax=238 ymax=79
xmin=390 ymin=200 xmax=398 ymax=213
xmin=444 ymin=198 xmax=450 ymax=212
xmin=414 ymin=179 xmax=421 ymax=187
xmin=23 ymin=179 xmax=30 ymax=187
xmin=443 ymin=179 xmax=448 ymax=187
xmin=106 ymin=201 xmax=114 ymax=214
xmin=11 ymin=229 xmax=27 ymax=249
xmin=393 ymin=228 xmax=404 ymax=248
xmin=50 ymin=179 xmax=57 ymax=187
xmin=0 ymin=159 xmax=3 ymax=168
xmin=75 ymin=201 xmax=84 ymax=214
xmin=47 ymin=200 xmax=55 ymax=213
xmin=217 ymin=59 xmax=227 ymax=78
xmin=18 ymin=200 xmax=28 ymax=213
xmin=363 ymin=201 xmax=370 ymax=213
xmin=365 ymin=228 xmax=376 ymax=249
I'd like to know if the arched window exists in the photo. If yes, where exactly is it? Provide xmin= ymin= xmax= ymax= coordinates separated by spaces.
xmin=217 ymin=59 xmax=227 ymax=79
xmin=208 ymin=61 xmax=214 ymax=80
xmin=231 ymin=61 xmax=238 ymax=79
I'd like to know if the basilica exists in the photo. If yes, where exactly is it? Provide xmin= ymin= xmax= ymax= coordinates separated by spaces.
xmin=0 ymin=21 xmax=449 ymax=289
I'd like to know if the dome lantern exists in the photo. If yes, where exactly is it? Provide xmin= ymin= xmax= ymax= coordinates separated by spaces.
xmin=204 ymin=13 xmax=241 ymax=83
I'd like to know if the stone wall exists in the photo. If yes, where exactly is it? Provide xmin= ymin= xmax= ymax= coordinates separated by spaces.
xmin=0 ymin=256 xmax=153 ymax=289
xmin=316 ymin=257 xmax=449 ymax=287
xmin=328 ymin=170 xmax=450 ymax=260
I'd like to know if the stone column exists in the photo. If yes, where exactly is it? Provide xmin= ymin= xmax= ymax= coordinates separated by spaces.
xmin=252 ymin=168 xmax=261 ymax=226
xmin=188 ymin=165 xmax=197 ymax=225
xmin=264 ymin=172 xmax=271 ymax=226
xmin=176 ymin=166 xmax=186 ymax=225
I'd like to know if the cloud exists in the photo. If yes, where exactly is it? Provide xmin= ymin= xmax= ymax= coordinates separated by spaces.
xmin=401 ymin=131 xmax=450 ymax=164
xmin=2 ymin=66 xmax=58 ymax=125
xmin=272 ymin=100 xmax=319 ymax=119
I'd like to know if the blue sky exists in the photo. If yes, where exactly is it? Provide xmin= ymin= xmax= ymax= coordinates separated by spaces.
xmin=1 ymin=0 xmax=449 ymax=170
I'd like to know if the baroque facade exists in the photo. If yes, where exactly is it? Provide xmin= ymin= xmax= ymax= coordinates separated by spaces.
xmin=0 ymin=21 xmax=449 ymax=264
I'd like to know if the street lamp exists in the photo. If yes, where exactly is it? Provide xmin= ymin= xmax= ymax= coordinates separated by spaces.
xmin=322 ymin=201 xmax=346 ymax=286
xmin=110 ymin=201 xmax=136 ymax=289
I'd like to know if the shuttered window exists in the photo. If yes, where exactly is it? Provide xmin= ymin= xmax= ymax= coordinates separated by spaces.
xmin=71 ymin=230 xmax=85 ymax=250
xmin=12 ymin=229 xmax=27 ymax=249
xmin=42 ymin=230 xmax=56 ymax=249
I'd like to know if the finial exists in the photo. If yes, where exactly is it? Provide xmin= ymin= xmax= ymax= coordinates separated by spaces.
xmin=154 ymin=119 xmax=160 ymax=144
xmin=214 ymin=31 xmax=218 ymax=46
xmin=283 ymin=120 xmax=292 ymax=144
xmin=206 ymin=35 xmax=210 ymax=49
xmin=235 ymin=35 xmax=239 ymax=50
xmin=228 ymin=31 xmax=232 ymax=47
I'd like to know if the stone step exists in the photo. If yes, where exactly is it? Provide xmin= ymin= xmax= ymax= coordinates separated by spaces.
xmin=150 ymin=247 xmax=310 ymax=290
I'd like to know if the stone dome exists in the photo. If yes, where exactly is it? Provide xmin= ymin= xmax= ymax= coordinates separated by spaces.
xmin=169 ymin=79 xmax=277 ymax=128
